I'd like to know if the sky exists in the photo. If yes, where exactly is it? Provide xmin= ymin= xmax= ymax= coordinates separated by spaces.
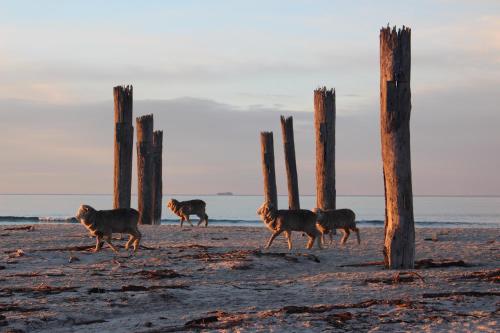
xmin=0 ymin=0 xmax=499 ymax=195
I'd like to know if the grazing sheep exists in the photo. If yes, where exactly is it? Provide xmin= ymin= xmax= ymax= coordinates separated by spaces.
xmin=257 ymin=202 xmax=322 ymax=250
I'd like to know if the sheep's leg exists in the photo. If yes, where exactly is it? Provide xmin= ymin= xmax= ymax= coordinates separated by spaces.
xmin=340 ymin=228 xmax=350 ymax=245
xmin=329 ymin=230 xmax=334 ymax=245
xmin=315 ymin=233 xmax=323 ymax=249
xmin=353 ymin=227 xmax=361 ymax=244
xmin=125 ymin=234 xmax=134 ymax=250
xmin=132 ymin=231 xmax=141 ymax=252
xmin=265 ymin=230 xmax=284 ymax=249
xmin=94 ymin=235 xmax=104 ymax=252
xmin=284 ymin=231 xmax=293 ymax=250
xmin=306 ymin=232 xmax=321 ymax=249
xmin=196 ymin=214 xmax=204 ymax=226
xmin=104 ymin=235 xmax=119 ymax=253
xmin=186 ymin=215 xmax=193 ymax=227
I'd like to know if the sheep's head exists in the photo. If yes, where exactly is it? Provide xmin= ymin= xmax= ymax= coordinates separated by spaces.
xmin=167 ymin=199 xmax=179 ymax=210
xmin=313 ymin=207 xmax=325 ymax=221
xmin=75 ymin=204 xmax=96 ymax=225
xmin=257 ymin=201 xmax=276 ymax=220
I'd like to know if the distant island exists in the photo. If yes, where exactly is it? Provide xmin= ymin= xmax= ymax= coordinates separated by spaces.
xmin=216 ymin=192 xmax=234 ymax=196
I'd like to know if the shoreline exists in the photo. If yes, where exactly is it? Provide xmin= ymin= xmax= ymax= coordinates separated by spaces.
xmin=0 ymin=225 xmax=498 ymax=332
xmin=0 ymin=219 xmax=499 ymax=229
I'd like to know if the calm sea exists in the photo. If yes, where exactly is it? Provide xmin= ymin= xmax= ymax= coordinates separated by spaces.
xmin=0 ymin=194 xmax=499 ymax=228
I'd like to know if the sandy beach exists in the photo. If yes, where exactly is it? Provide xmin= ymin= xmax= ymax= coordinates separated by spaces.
xmin=0 ymin=224 xmax=498 ymax=332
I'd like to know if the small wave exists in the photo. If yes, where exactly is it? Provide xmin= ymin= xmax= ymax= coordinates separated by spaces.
xmin=0 ymin=216 xmax=498 ymax=228
xmin=0 ymin=216 xmax=77 ymax=223
xmin=39 ymin=216 xmax=78 ymax=223
xmin=0 ymin=216 xmax=40 ymax=222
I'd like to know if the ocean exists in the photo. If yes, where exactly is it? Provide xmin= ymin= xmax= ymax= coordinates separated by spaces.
xmin=0 ymin=194 xmax=499 ymax=228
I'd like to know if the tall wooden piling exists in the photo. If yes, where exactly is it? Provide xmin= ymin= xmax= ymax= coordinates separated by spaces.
xmin=136 ymin=114 xmax=154 ymax=225
xmin=280 ymin=116 xmax=300 ymax=210
xmin=314 ymin=87 xmax=336 ymax=211
xmin=113 ymin=85 xmax=133 ymax=209
xmin=152 ymin=130 xmax=163 ymax=225
xmin=260 ymin=132 xmax=278 ymax=208
xmin=380 ymin=26 xmax=415 ymax=269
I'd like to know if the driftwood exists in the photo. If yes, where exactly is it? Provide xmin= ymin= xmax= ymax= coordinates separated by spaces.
xmin=380 ymin=26 xmax=415 ymax=269
xmin=26 ymin=245 xmax=95 ymax=252
xmin=314 ymin=87 xmax=336 ymax=210
xmin=87 ymin=284 xmax=189 ymax=294
xmin=280 ymin=115 xmax=300 ymax=210
xmin=73 ymin=319 xmax=107 ymax=326
xmin=17 ymin=243 xmax=155 ymax=253
xmin=339 ymin=258 xmax=469 ymax=269
xmin=137 ymin=114 xmax=154 ymax=224
xmin=260 ymin=132 xmax=278 ymax=208
xmin=133 ymin=269 xmax=182 ymax=280
xmin=253 ymin=250 xmax=320 ymax=263
xmin=414 ymin=259 xmax=468 ymax=269
xmin=120 ymin=284 xmax=188 ymax=292
xmin=166 ymin=247 xmax=319 ymax=264
xmin=339 ymin=261 xmax=384 ymax=268
xmin=184 ymin=315 xmax=219 ymax=328
xmin=280 ymin=298 xmax=413 ymax=315
xmin=364 ymin=271 xmax=425 ymax=285
xmin=3 ymin=226 xmax=34 ymax=231
xmin=113 ymin=85 xmax=134 ymax=209
xmin=422 ymin=291 xmax=500 ymax=298
xmin=0 ymin=284 xmax=78 ymax=296
xmin=0 ymin=303 xmax=47 ymax=313
xmin=89 ymin=284 xmax=189 ymax=294
xmin=4 ymin=271 xmax=65 ymax=278
xmin=453 ymin=269 xmax=500 ymax=283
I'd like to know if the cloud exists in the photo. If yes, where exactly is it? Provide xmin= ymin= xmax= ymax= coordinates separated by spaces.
xmin=1 ymin=80 xmax=499 ymax=196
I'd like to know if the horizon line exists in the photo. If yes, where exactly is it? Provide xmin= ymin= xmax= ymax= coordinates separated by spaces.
xmin=0 ymin=193 xmax=499 ymax=198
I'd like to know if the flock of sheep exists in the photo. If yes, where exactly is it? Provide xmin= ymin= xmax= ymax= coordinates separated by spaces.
xmin=75 ymin=198 xmax=360 ymax=253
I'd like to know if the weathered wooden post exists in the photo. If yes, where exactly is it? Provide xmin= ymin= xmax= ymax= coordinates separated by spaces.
xmin=280 ymin=116 xmax=300 ymax=210
xmin=314 ymin=87 xmax=336 ymax=211
xmin=152 ymin=130 xmax=163 ymax=225
xmin=260 ymin=132 xmax=278 ymax=208
xmin=113 ymin=85 xmax=133 ymax=209
xmin=380 ymin=26 xmax=415 ymax=269
xmin=136 ymin=114 xmax=154 ymax=225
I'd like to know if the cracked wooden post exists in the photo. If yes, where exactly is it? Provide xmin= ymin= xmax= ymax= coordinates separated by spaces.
xmin=380 ymin=26 xmax=415 ymax=269
xmin=260 ymin=132 xmax=278 ymax=208
xmin=152 ymin=130 xmax=163 ymax=225
xmin=136 ymin=114 xmax=154 ymax=225
xmin=280 ymin=116 xmax=300 ymax=210
xmin=314 ymin=87 xmax=336 ymax=211
xmin=113 ymin=85 xmax=133 ymax=209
